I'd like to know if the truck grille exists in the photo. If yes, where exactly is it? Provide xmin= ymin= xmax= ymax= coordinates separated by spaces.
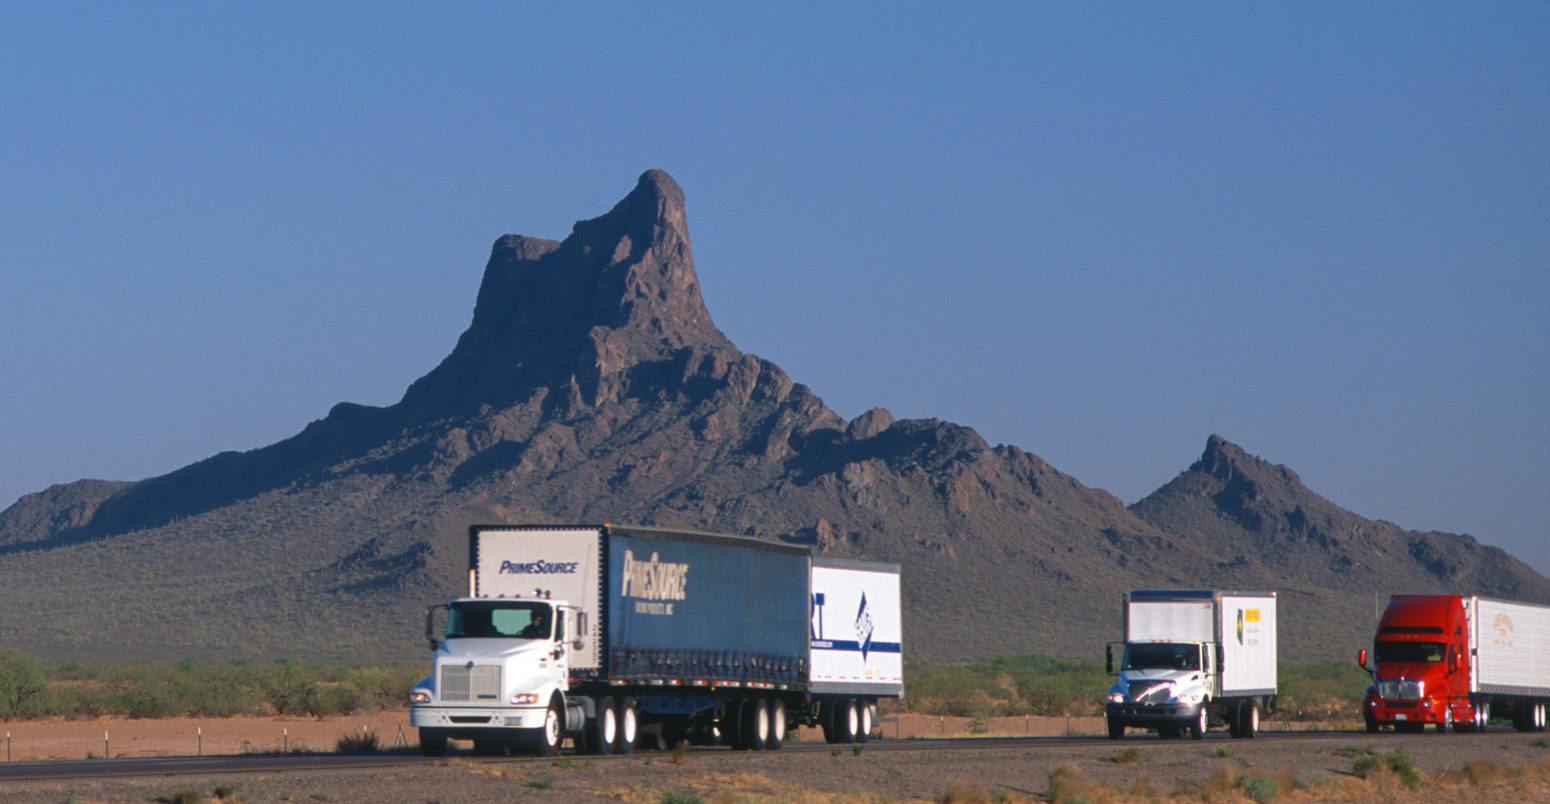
xmin=1127 ymin=681 xmax=1171 ymax=705
xmin=1377 ymin=679 xmax=1423 ymax=701
xmin=440 ymin=664 xmax=501 ymax=702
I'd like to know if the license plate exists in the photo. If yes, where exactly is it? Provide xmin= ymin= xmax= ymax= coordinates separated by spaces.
xmin=504 ymin=715 xmax=523 ymax=726
xmin=1395 ymin=714 xmax=1407 ymax=721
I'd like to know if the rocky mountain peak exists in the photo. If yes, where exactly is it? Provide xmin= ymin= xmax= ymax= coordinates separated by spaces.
xmin=398 ymin=170 xmax=733 ymax=416
xmin=1192 ymin=433 xmax=1301 ymax=488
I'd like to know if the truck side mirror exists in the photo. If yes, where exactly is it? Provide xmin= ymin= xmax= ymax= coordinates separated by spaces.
xmin=574 ymin=610 xmax=588 ymax=650
xmin=1106 ymin=644 xmax=1114 ymax=675
xmin=1357 ymin=648 xmax=1367 ymax=670
xmin=1215 ymin=644 xmax=1224 ymax=669
xmin=425 ymin=604 xmax=447 ymax=651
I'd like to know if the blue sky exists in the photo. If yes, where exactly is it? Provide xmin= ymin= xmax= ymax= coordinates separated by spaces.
xmin=3 ymin=3 xmax=1547 ymax=574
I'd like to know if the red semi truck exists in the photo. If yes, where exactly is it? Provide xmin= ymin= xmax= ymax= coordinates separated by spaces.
xmin=1358 ymin=595 xmax=1550 ymax=733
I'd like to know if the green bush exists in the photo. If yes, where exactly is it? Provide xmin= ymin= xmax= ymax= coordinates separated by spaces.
xmin=254 ymin=659 xmax=318 ymax=716
xmin=1237 ymin=772 xmax=1279 ymax=803
xmin=0 ymin=645 xmax=51 ymax=720
xmin=1351 ymin=749 xmax=1421 ymax=789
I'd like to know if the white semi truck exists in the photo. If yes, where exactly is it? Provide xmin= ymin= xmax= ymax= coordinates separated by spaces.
xmin=409 ymin=524 xmax=904 ymax=755
xmin=1104 ymin=590 xmax=1278 ymax=739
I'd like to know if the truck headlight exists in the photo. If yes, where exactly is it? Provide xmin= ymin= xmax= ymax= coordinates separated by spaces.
xmin=410 ymin=690 xmax=431 ymax=704
xmin=511 ymin=693 xmax=540 ymax=705
xmin=1174 ymin=692 xmax=1202 ymax=705
xmin=1106 ymin=691 xmax=1125 ymax=704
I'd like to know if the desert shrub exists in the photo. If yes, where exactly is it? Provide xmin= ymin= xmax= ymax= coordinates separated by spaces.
xmin=1108 ymin=745 xmax=1144 ymax=765
xmin=1460 ymin=758 xmax=1509 ymax=787
xmin=253 ymin=659 xmax=319 ymax=716
xmin=0 ymin=645 xmax=51 ymax=720
xmin=335 ymin=729 xmax=380 ymax=752
xmin=1351 ymin=749 xmax=1421 ymax=789
xmin=306 ymin=683 xmax=363 ymax=717
xmin=156 ymin=789 xmax=204 ymax=804
xmin=1045 ymin=763 xmax=1091 ymax=804
xmin=122 ymin=684 xmax=178 ymax=719
xmin=1237 ymin=772 xmax=1279 ymax=803
xmin=338 ymin=665 xmax=415 ymax=710
xmin=57 ymin=685 xmax=115 ymax=718
xmin=658 ymin=791 xmax=701 ymax=804
xmin=940 ymin=778 xmax=991 ymax=803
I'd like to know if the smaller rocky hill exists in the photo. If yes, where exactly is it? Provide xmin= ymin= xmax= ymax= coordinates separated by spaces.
xmin=1131 ymin=435 xmax=1550 ymax=661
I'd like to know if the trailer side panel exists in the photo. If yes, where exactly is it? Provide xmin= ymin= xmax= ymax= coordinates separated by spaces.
xmin=809 ymin=559 xmax=904 ymax=697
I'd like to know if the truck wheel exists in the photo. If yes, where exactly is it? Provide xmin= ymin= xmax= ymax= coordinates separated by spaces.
xmin=768 ymin=700 xmax=786 ymax=750
xmin=843 ymin=698 xmax=861 ymax=743
xmin=617 ymin=696 xmax=638 ymax=754
xmin=520 ymin=702 xmax=563 ymax=756
xmin=1364 ymin=714 xmax=1379 ymax=733
xmin=1107 ymin=715 xmax=1124 ymax=739
xmin=1190 ymin=706 xmax=1207 ymax=740
xmin=821 ymin=701 xmax=840 ymax=744
xmin=1437 ymin=706 xmax=1452 ymax=734
xmin=586 ymin=698 xmax=617 ymax=755
xmin=418 ymin=728 xmax=448 ymax=756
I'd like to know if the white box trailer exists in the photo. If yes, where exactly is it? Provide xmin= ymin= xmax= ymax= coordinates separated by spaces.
xmin=809 ymin=558 xmax=904 ymax=698
xmin=1105 ymin=590 xmax=1278 ymax=739
xmin=1470 ymin=597 xmax=1550 ymax=696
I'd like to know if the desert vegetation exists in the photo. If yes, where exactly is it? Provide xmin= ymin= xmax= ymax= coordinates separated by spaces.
xmin=0 ymin=641 xmax=1372 ymax=727
xmin=0 ymin=645 xmax=420 ymax=721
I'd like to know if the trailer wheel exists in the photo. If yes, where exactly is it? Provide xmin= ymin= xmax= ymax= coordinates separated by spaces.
xmin=740 ymin=698 xmax=769 ymax=750
xmin=821 ymin=702 xmax=839 ymax=744
xmin=768 ymin=700 xmax=786 ymax=750
xmin=844 ymin=698 xmax=862 ymax=743
xmin=1242 ymin=700 xmax=1259 ymax=739
xmin=617 ymin=697 xmax=639 ymax=754
xmin=857 ymin=700 xmax=872 ymax=743
xmin=418 ymin=728 xmax=448 ymax=756
xmin=1473 ymin=701 xmax=1490 ymax=733
xmin=584 ymin=698 xmax=617 ymax=755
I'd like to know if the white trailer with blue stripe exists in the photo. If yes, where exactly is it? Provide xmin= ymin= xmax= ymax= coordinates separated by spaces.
xmin=409 ymin=524 xmax=903 ymax=756
xmin=809 ymin=557 xmax=905 ymax=741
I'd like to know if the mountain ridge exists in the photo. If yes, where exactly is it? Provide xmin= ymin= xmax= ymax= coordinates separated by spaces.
xmin=2 ymin=170 xmax=1543 ymax=664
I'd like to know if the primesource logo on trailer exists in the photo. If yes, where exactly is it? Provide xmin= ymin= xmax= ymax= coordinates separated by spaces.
xmin=498 ymin=559 xmax=580 ymax=575
xmin=620 ymin=549 xmax=689 ymax=615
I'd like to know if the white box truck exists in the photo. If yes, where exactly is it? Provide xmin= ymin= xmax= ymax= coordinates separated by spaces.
xmin=1104 ymin=590 xmax=1278 ymax=739
xmin=409 ymin=524 xmax=903 ymax=755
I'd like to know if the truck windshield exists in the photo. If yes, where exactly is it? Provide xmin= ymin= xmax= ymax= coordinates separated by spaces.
xmin=1374 ymin=641 xmax=1445 ymax=663
xmin=447 ymin=601 xmax=551 ymax=640
xmin=1123 ymin=643 xmax=1199 ymax=671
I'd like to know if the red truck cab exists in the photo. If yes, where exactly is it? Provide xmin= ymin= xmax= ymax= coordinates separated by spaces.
xmin=1358 ymin=594 xmax=1477 ymax=733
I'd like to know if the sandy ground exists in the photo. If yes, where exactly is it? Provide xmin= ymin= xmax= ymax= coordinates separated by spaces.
xmin=0 ymin=712 xmax=1105 ymax=761
xmin=7 ymin=713 xmax=1550 ymax=803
